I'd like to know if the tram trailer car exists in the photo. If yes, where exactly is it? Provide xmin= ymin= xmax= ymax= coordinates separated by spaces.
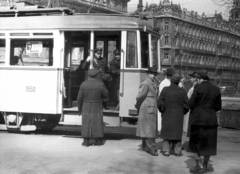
xmin=0 ymin=7 xmax=161 ymax=132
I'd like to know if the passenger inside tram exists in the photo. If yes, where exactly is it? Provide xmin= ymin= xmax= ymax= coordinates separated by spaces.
xmin=10 ymin=47 xmax=24 ymax=66
xmin=10 ymin=39 xmax=53 ymax=66
xmin=109 ymin=49 xmax=121 ymax=110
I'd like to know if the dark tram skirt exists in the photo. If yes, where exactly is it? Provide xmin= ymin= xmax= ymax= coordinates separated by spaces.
xmin=188 ymin=125 xmax=218 ymax=156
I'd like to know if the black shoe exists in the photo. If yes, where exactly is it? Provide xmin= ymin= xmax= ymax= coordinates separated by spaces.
xmin=175 ymin=153 xmax=183 ymax=157
xmin=94 ymin=139 xmax=104 ymax=146
xmin=82 ymin=142 xmax=89 ymax=147
xmin=190 ymin=166 xmax=204 ymax=173
xmin=203 ymin=162 xmax=209 ymax=173
xmin=146 ymin=150 xmax=158 ymax=156
xmin=162 ymin=152 xmax=170 ymax=157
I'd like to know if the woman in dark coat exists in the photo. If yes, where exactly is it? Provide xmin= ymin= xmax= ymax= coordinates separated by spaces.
xmin=77 ymin=69 xmax=109 ymax=147
xmin=158 ymin=74 xmax=189 ymax=157
xmin=188 ymin=70 xmax=222 ymax=173
xmin=135 ymin=67 xmax=159 ymax=156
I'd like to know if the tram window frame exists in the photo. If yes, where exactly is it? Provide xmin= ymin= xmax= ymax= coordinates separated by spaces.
xmin=126 ymin=31 xmax=138 ymax=68
xmin=151 ymin=35 xmax=158 ymax=69
xmin=140 ymin=31 xmax=149 ymax=68
xmin=0 ymin=39 xmax=6 ymax=66
xmin=9 ymin=39 xmax=54 ymax=66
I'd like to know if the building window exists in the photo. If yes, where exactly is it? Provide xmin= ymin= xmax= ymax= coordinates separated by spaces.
xmin=164 ymin=21 xmax=169 ymax=30
xmin=165 ymin=35 xmax=170 ymax=45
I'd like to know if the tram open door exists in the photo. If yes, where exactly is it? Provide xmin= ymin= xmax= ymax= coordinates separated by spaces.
xmin=62 ymin=30 xmax=122 ymax=125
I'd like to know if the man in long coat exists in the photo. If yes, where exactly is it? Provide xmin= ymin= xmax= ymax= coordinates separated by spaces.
xmin=77 ymin=69 xmax=109 ymax=147
xmin=188 ymin=70 xmax=221 ymax=173
xmin=157 ymin=74 xmax=189 ymax=157
xmin=135 ymin=67 xmax=159 ymax=156
xmin=157 ymin=68 xmax=175 ymax=133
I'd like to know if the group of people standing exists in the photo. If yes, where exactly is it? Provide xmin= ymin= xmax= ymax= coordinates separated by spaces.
xmin=77 ymin=47 xmax=222 ymax=173
xmin=135 ymin=67 xmax=222 ymax=173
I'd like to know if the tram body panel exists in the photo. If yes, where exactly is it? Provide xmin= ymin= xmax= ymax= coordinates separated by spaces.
xmin=0 ymin=68 xmax=61 ymax=114
xmin=119 ymin=70 xmax=146 ymax=117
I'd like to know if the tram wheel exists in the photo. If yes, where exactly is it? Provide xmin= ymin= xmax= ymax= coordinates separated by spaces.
xmin=34 ymin=114 xmax=61 ymax=131
xmin=125 ymin=118 xmax=138 ymax=125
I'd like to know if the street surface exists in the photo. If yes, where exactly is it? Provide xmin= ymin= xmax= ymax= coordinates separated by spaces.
xmin=0 ymin=125 xmax=240 ymax=174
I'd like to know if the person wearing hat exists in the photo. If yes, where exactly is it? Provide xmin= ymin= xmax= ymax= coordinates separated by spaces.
xmin=109 ymin=49 xmax=121 ymax=109
xmin=183 ymin=72 xmax=199 ymax=134
xmin=135 ymin=67 xmax=159 ymax=156
xmin=82 ymin=47 xmax=111 ymax=109
xmin=109 ymin=49 xmax=121 ymax=74
xmin=188 ymin=69 xmax=222 ymax=173
xmin=157 ymin=67 xmax=175 ymax=133
xmin=82 ymin=47 xmax=108 ymax=81
xmin=77 ymin=69 xmax=109 ymax=147
xmin=157 ymin=73 xmax=189 ymax=157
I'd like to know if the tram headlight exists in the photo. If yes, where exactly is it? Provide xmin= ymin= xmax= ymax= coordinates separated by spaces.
xmin=8 ymin=114 xmax=17 ymax=123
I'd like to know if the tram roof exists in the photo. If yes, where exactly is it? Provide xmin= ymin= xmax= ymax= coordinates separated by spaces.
xmin=0 ymin=7 xmax=158 ymax=35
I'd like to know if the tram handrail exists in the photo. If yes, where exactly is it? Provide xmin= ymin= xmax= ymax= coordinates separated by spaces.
xmin=120 ymin=49 xmax=124 ymax=97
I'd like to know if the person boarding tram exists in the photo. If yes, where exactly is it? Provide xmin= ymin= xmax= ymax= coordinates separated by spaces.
xmin=82 ymin=47 xmax=111 ymax=109
xmin=135 ymin=67 xmax=159 ymax=156
xmin=77 ymin=69 xmax=109 ymax=147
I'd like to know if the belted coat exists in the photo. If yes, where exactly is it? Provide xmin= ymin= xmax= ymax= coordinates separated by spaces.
xmin=188 ymin=80 xmax=222 ymax=155
xmin=189 ymin=81 xmax=222 ymax=127
xmin=136 ymin=77 xmax=158 ymax=138
xmin=77 ymin=77 xmax=109 ymax=138
xmin=157 ymin=84 xmax=189 ymax=140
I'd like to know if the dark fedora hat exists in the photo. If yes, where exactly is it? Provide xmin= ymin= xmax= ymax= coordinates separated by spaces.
xmin=189 ymin=71 xmax=197 ymax=77
xmin=197 ymin=69 xmax=209 ymax=80
xmin=94 ymin=47 xmax=103 ymax=53
xmin=166 ymin=68 xmax=175 ymax=76
xmin=114 ymin=49 xmax=120 ymax=55
xmin=171 ymin=73 xmax=181 ymax=83
xmin=146 ymin=67 xmax=158 ymax=74
xmin=88 ymin=69 xmax=100 ymax=77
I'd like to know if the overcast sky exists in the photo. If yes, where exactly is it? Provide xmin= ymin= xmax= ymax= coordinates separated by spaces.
xmin=128 ymin=0 xmax=229 ymax=19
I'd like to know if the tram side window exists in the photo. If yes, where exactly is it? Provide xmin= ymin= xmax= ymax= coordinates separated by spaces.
xmin=141 ymin=32 xmax=149 ymax=68
xmin=0 ymin=39 xmax=5 ymax=66
xmin=126 ymin=31 xmax=138 ymax=68
xmin=152 ymin=35 xmax=159 ymax=69
xmin=10 ymin=39 xmax=53 ymax=66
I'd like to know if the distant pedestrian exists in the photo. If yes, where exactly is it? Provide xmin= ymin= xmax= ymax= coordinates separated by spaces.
xmin=157 ymin=68 xmax=175 ymax=133
xmin=188 ymin=70 xmax=222 ymax=173
xmin=157 ymin=73 xmax=189 ymax=157
xmin=178 ymin=77 xmax=186 ymax=91
xmin=183 ymin=72 xmax=198 ymax=134
xmin=77 ymin=69 xmax=109 ymax=147
xmin=135 ymin=67 xmax=159 ymax=156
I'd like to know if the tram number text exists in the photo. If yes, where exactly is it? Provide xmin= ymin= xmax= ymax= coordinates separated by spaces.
xmin=26 ymin=86 xmax=36 ymax=92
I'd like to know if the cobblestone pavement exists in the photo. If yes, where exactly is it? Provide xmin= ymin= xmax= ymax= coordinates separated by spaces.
xmin=0 ymin=126 xmax=240 ymax=174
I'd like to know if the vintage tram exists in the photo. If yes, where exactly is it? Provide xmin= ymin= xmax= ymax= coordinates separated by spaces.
xmin=0 ymin=6 xmax=160 ymax=132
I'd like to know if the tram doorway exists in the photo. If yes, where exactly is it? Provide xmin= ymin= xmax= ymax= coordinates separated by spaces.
xmin=94 ymin=31 xmax=121 ymax=109
xmin=63 ymin=31 xmax=121 ymax=110
xmin=63 ymin=31 xmax=90 ymax=108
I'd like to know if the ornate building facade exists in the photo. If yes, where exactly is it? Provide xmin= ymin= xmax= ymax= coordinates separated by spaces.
xmin=145 ymin=0 xmax=240 ymax=88
xmin=0 ymin=0 xmax=129 ymax=14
